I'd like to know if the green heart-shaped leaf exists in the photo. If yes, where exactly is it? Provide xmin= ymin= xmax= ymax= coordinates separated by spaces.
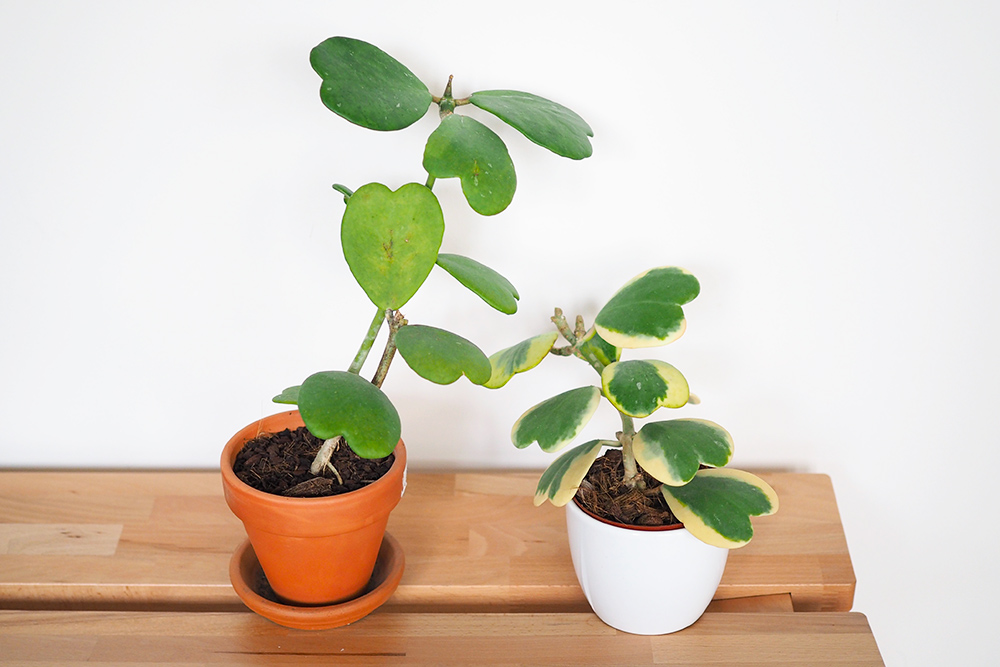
xmin=577 ymin=329 xmax=620 ymax=368
xmin=534 ymin=439 xmax=616 ymax=507
xmin=661 ymin=469 xmax=779 ymax=549
xmin=512 ymin=386 xmax=601 ymax=453
xmin=395 ymin=324 xmax=491 ymax=386
xmin=601 ymin=360 xmax=690 ymax=418
xmin=297 ymin=371 xmax=401 ymax=459
xmin=341 ymin=182 xmax=444 ymax=310
xmin=485 ymin=332 xmax=559 ymax=389
xmin=272 ymin=385 xmax=300 ymax=405
xmin=423 ymin=114 xmax=517 ymax=216
xmin=632 ymin=419 xmax=734 ymax=486
xmin=436 ymin=253 xmax=519 ymax=314
xmin=595 ymin=267 xmax=700 ymax=349
xmin=310 ymin=37 xmax=432 ymax=131
xmin=469 ymin=90 xmax=593 ymax=159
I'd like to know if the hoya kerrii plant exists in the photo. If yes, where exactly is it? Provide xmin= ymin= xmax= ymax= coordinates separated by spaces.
xmin=273 ymin=37 xmax=594 ymax=476
xmin=488 ymin=267 xmax=778 ymax=548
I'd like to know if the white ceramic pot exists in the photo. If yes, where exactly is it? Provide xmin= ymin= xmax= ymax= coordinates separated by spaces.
xmin=566 ymin=499 xmax=729 ymax=635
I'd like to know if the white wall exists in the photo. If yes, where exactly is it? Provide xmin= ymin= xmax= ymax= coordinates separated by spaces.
xmin=2 ymin=2 xmax=997 ymax=664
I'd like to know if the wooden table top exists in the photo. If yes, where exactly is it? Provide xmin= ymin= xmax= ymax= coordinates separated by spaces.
xmin=0 ymin=469 xmax=881 ymax=665
xmin=0 ymin=609 xmax=884 ymax=666
xmin=0 ymin=470 xmax=854 ymax=613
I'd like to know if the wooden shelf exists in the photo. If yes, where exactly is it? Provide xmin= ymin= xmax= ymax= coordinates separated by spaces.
xmin=0 ymin=470 xmax=881 ymax=664
xmin=0 ymin=609 xmax=883 ymax=665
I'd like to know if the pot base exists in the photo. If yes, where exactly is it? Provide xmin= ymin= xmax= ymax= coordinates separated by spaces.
xmin=229 ymin=532 xmax=404 ymax=630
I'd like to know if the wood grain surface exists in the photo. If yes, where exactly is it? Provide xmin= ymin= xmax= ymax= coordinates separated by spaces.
xmin=0 ymin=471 xmax=854 ymax=612
xmin=0 ymin=609 xmax=884 ymax=666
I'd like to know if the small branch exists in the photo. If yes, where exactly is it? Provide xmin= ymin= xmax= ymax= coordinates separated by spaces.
xmin=549 ymin=345 xmax=575 ymax=356
xmin=551 ymin=308 xmax=605 ymax=375
xmin=348 ymin=307 xmax=386 ymax=374
xmin=551 ymin=308 xmax=579 ymax=346
xmin=371 ymin=310 xmax=407 ymax=388
xmin=425 ymin=174 xmax=437 ymax=190
xmin=310 ymin=436 xmax=342 ymax=476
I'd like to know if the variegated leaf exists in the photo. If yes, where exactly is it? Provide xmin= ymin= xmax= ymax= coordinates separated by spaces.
xmin=632 ymin=419 xmax=734 ymax=486
xmin=594 ymin=267 xmax=700 ymax=349
xmin=601 ymin=359 xmax=689 ymax=418
xmin=486 ymin=332 xmax=558 ymax=389
xmin=533 ymin=439 xmax=614 ymax=507
xmin=660 ymin=469 xmax=779 ymax=549
xmin=511 ymin=386 xmax=601 ymax=453
xmin=577 ymin=328 xmax=620 ymax=367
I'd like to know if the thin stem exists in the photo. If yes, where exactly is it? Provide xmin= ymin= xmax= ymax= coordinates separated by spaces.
xmin=552 ymin=308 xmax=605 ymax=375
xmin=618 ymin=414 xmax=644 ymax=490
xmin=425 ymin=174 xmax=436 ymax=190
xmin=371 ymin=310 xmax=406 ymax=388
xmin=348 ymin=307 xmax=386 ymax=375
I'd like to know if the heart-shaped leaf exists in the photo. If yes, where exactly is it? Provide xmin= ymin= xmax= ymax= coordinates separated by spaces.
xmin=485 ymin=332 xmax=558 ymax=389
xmin=512 ymin=386 xmax=601 ymax=453
xmin=632 ymin=419 xmax=734 ymax=486
xmin=423 ymin=114 xmax=517 ymax=216
xmin=469 ymin=90 xmax=593 ymax=159
xmin=341 ymin=182 xmax=444 ymax=310
xmin=297 ymin=371 xmax=401 ymax=459
xmin=534 ymin=439 xmax=616 ymax=507
xmin=395 ymin=324 xmax=491 ymax=386
xmin=272 ymin=385 xmax=300 ymax=405
xmin=601 ymin=360 xmax=690 ymax=418
xmin=577 ymin=328 xmax=620 ymax=368
xmin=436 ymin=253 xmax=519 ymax=314
xmin=661 ymin=469 xmax=779 ymax=549
xmin=310 ymin=37 xmax=432 ymax=131
xmin=595 ymin=267 xmax=700 ymax=349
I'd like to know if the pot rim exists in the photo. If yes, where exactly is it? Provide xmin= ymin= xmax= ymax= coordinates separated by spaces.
xmin=571 ymin=495 xmax=685 ymax=533
xmin=220 ymin=409 xmax=406 ymax=510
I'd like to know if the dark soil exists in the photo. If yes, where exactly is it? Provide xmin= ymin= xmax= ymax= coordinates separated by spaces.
xmin=233 ymin=426 xmax=394 ymax=498
xmin=574 ymin=449 xmax=681 ymax=527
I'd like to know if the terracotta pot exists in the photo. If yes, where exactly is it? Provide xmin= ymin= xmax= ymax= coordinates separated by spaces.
xmin=566 ymin=498 xmax=728 ymax=635
xmin=221 ymin=410 xmax=406 ymax=607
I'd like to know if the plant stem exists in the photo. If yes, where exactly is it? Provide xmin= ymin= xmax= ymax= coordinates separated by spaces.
xmin=551 ymin=308 xmax=605 ymax=375
xmin=618 ymin=414 xmax=644 ymax=490
xmin=425 ymin=174 xmax=436 ymax=190
xmin=552 ymin=308 xmax=644 ymax=490
xmin=348 ymin=307 xmax=386 ymax=375
xmin=310 ymin=435 xmax=342 ymax=476
xmin=371 ymin=309 xmax=406 ymax=388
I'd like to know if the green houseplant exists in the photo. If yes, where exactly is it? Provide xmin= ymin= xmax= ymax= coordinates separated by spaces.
xmin=220 ymin=36 xmax=593 ymax=629
xmin=487 ymin=266 xmax=779 ymax=634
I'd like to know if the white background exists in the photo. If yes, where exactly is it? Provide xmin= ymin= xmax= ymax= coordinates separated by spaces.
xmin=2 ymin=2 xmax=997 ymax=664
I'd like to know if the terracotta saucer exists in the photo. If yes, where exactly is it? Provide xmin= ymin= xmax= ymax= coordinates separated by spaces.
xmin=229 ymin=532 xmax=404 ymax=630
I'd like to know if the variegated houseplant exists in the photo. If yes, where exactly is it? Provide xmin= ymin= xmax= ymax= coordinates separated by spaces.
xmin=489 ymin=266 xmax=778 ymax=549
